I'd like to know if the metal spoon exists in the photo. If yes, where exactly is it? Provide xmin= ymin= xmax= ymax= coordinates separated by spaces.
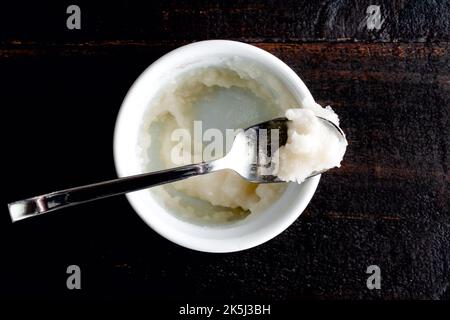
xmin=8 ymin=117 xmax=345 ymax=222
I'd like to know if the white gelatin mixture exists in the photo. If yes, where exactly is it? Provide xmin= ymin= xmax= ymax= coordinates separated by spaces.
xmin=275 ymin=108 xmax=347 ymax=183
xmin=138 ymin=57 xmax=347 ymax=224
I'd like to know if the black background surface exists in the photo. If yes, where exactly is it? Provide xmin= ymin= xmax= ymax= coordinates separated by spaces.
xmin=0 ymin=0 xmax=449 ymax=303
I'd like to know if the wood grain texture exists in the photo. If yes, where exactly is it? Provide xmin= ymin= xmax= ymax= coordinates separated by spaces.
xmin=0 ymin=0 xmax=448 ymax=301
xmin=0 ymin=0 xmax=449 ymax=42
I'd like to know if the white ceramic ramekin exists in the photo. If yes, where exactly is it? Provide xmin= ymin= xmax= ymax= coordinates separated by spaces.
xmin=113 ymin=40 xmax=320 ymax=253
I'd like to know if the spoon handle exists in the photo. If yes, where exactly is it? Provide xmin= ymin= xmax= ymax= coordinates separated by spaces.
xmin=8 ymin=162 xmax=213 ymax=222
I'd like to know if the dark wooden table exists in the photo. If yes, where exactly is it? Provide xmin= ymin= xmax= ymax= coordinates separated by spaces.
xmin=1 ymin=1 xmax=448 ymax=301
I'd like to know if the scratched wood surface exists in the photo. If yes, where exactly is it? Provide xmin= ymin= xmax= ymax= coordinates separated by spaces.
xmin=0 ymin=1 xmax=449 ymax=301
